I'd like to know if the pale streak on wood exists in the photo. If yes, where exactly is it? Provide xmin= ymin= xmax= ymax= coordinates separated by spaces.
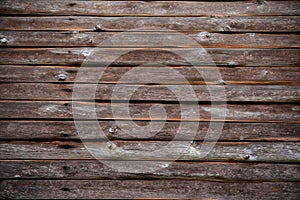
xmin=0 ymin=101 xmax=299 ymax=122
xmin=0 ymin=160 xmax=299 ymax=181
xmin=0 ymin=65 xmax=299 ymax=84
xmin=0 ymin=180 xmax=298 ymax=199
xmin=1 ymin=0 xmax=299 ymax=16
xmin=0 ymin=16 xmax=299 ymax=32
xmin=0 ymin=141 xmax=299 ymax=162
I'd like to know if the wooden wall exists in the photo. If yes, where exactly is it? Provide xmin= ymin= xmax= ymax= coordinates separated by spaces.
xmin=0 ymin=0 xmax=299 ymax=199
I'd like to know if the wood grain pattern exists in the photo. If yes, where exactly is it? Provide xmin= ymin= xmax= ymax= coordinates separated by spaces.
xmin=0 ymin=0 xmax=299 ymax=199
xmin=1 ymin=180 xmax=299 ymax=199
xmin=1 ymin=0 xmax=299 ymax=16
xmin=0 ymin=101 xmax=299 ymax=122
xmin=0 ymin=16 xmax=299 ymax=32
xmin=0 ymin=83 xmax=299 ymax=102
xmin=1 ymin=31 xmax=300 ymax=48
xmin=0 ymin=48 xmax=299 ymax=66
xmin=1 ymin=65 xmax=299 ymax=84
xmin=0 ymin=141 xmax=299 ymax=162
xmin=0 ymin=121 xmax=299 ymax=141
xmin=1 ymin=160 xmax=299 ymax=181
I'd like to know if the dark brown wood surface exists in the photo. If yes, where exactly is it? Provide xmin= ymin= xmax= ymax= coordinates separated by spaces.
xmin=1 ymin=83 xmax=300 ymax=102
xmin=0 ymin=48 xmax=299 ymax=66
xmin=1 ymin=180 xmax=299 ymax=199
xmin=0 ymin=101 xmax=299 ymax=122
xmin=1 ymin=0 xmax=299 ymax=17
xmin=0 ymin=141 xmax=299 ymax=162
xmin=0 ymin=83 xmax=299 ymax=102
xmin=0 ymin=121 xmax=299 ymax=141
xmin=1 ymin=65 xmax=299 ymax=85
xmin=1 ymin=16 xmax=299 ymax=32
xmin=0 ymin=0 xmax=299 ymax=199
xmin=1 ymin=160 xmax=299 ymax=181
xmin=1 ymin=31 xmax=300 ymax=48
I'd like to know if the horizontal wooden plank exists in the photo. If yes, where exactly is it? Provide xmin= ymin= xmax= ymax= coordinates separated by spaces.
xmin=0 ymin=141 xmax=299 ymax=162
xmin=0 ymin=101 xmax=299 ymax=122
xmin=1 ymin=65 xmax=299 ymax=84
xmin=0 ymin=48 xmax=299 ymax=66
xmin=1 ymin=31 xmax=299 ymax=48
xmin=1 ymin=180 xmax=298 ymax=199
xmin=0 ymin=83 xmax=299 ymax=102
xmin=0 ymin=121 xmax=299 ymax=141
xmin=0 ymin=16 xmax=299 ymax=32
xmin=1 ymin=160 xmax=299 ymax=181
xmin=1 ymin=0 xmax=299 ymax=17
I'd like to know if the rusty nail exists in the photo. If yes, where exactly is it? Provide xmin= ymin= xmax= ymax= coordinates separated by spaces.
xmin=58 ymin=73 xmax=67 ymax=81
xmin=0 ymin=38 xmax=7 ymax=43
xmin=243 ymin=154 xmax=250 ymax=160
xmin=94 ymin=25 xmax=102 ymax=31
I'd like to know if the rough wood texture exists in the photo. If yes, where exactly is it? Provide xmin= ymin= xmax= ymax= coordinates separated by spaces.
xmin=1 ymin=0 xmax=299 ymax=16
xmin=0 ymin=48 xmax=299 ymax=66
xmin=0 ymin=0 xmax=299 ymax=199
xmin=0 ymin=65 xmax=299 ymax=85
xmin=0 ymin=121 xmax=299 ymax=141
xmin=0 ymin=141 xmax=299 ymax=162
xmin=0 ymin=16 xmax=299 ymax=32
xmin=1 ymin=180 xmax=299 ymax=199
xmin=0 ymin=101 xmax=299 ymax=122
xmin=1 ymin=31 xmax=300 ymax=48
xmin=0 ymin=83 xmax=299 ymax=102
xmin=1 ymin=160 xmax=299 ymax=181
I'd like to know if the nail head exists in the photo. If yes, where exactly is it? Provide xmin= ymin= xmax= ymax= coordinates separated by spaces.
xmin=108 ymin=127 xmax=117 ymax=134
xmin=0 ymin=38 xmax=7 ymax=44
xmin=223 ymin=26 xmax=231 ymax=32
xmin=106 ymin=142 xmax=116 ymax=150
xmin=217 ymin=80 xmax=225 ymax=85
xmin=58 ymin=73 xmax=67 ymax=81
xmin=94 ymin=25 xmax=102 ymax=31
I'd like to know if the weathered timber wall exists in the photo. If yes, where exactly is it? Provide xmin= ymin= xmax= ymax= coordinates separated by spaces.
xmin=0 ymin=0 xmax=299 ymax=199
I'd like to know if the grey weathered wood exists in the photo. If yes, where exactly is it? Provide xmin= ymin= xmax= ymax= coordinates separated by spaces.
xmin=1 ymin=0 xmax=299 ymax=16
xmin=0 ymin=65 xmax=299 ymax=84
xmin=0 ymin=48 xmax=299 ymax=66
xmin=0 ymin=160 xmax=299 ymax=181
xmin=1 ymin=31 xmax=299 ymax=48
xmin=0 ymin=83 xmax=299 ymax=102
xmin=0 ymin=16 xmax=299 ymax=32
xmin=0 ymin=101 xmax=299 ymax=122
xmin=0 ymin=121 xmax=299 ymax=141
xmin=1 ymin=180 xmax=299 ymax=199
xmin=0 ymin=141 xmax=299 ymax=162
